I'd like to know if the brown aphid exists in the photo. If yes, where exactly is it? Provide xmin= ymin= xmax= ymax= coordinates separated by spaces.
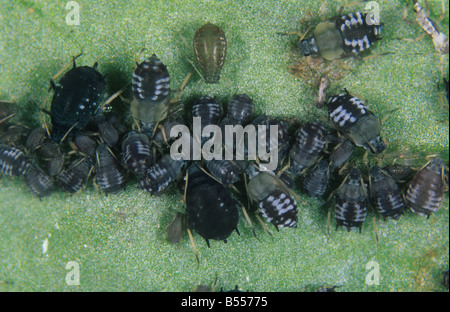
xmin=405 ymin=158 xmax=446 ymax=217
xmin=193 ymin=22 xmax=227 ymax=84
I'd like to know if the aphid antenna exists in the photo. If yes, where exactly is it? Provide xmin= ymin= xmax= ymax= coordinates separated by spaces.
xmin=133 ymin=48 xmax=147 ymax=69
xmin=51 ymin=53 xmax=83 ymax=81
xmin=255 ymin=214 xmax=274 ymax=238
xmin=184 ymin=56 xmax=206 ymax=83
xmin=59 ymin=122 xmax=79 ymax=144
xmin=187 ymin=228 xmax=200 ymax=265
xmin=171 ymin=72 xmax=193 ymax=104
xmin=100 ymin=86 xmax=128 ymax=112
xmin=0 ymin=113 xmax=16 ymax=125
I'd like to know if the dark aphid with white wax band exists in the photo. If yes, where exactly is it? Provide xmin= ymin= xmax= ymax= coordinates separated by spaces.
xmin=50 ymin=58 xmax=105 ymax=143
xmin=139 ymin=154 xmax=185 ymax=195
xmin=369 ymin=165 xmax=404 ymax=220
xmin=24 ymin=164 xmax=54 ymax=198
xmin=95 ymin=144 xmax=127 ymax=194
xmin=303 ymin=159 xmax=330 ymax=198
xmin=193 ymin=22 xmax=227 ymax=84
xmin=0 ymin=145 xmax=31 ymax=176
xmin=121 ymin=131 xmax=153 ymax=176
xmin=334 ymin=167 xmax=367 ymax=232
xmin=192 ymin=95 xmax=221 ymax=133
xmin=246 ymin=165 xmax=298 ymax=229
xmin=327 ymin=91 xmax=386 ymax=154
xmin=58 ymin=157 xmax=92 ymax=194
xmin=405 ymin=157 xmax=446 ymax=217
xmin=299 ymin=11 xmax=382 ymax=60
xmin=131 ymin=54 xmax=171 ymax=133
xmin=185 ymin=164 xmax=239 ymax=247
xmin=289 ymin=122 xmax=327 ymax=175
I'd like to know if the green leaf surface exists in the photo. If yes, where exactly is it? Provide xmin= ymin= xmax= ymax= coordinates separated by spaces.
xmin=0 ymin=0 xmax=448 ymax=291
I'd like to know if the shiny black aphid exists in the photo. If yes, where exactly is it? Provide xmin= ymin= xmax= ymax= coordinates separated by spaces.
xmin=334 ymin=168 xmax=367 ymax=232
xmin=328 ymin=91 xmax=385 ymax=153
xmin=95 ymin=144 xmax=127 ymax=194
xmin=58 ymin=157 xmax=92 ymax=193
xmin=185 ymin=165 xmax=239 ymax=247
xmin=226 ymin=93 xmax=254 ymax=125
xmin=130 ymin=54 xmax=171 ymax=132
xmin=50 ymin=61 xmax=105 ymax=143
xmin=369 ymin=165 xmax=404 ymax=220
xmin=247 ymin=167 xmax=298 ymax=229
xmin=193 ymin=23 xmax=227 ymax=84
xmin=206 ymin=159 xmax=243 ymax=185
xmin=405 ymin=158 xmax=445 ymax=217
xmin=121 ymin=131 xmax=153 ymax=176
xmin=0 ymin=145 xmax=30 ymax=176
xmin=299 ymin=11 xmax=381 ymax=60
xmin=24 ymin=164 xmax=54 ymax=198
xmin=289 ymin=122 xmax=327 ymax=175
xmin=303 ymin=160 xmax=330 ymax=198
xmin=139 ymin=154 xmax=185 ymax=195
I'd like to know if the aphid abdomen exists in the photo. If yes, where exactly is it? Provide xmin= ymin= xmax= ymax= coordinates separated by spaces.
xmin=24 ymin=164 xmax=54 ymax=198
xmin=95 ymin=144 xmax=127 ymax=194
xmin=0 ymin=145 xmax=30 ymax=176
xmin=335 ymin=168 xmax=367 ymax=231
xmin=328 ymin=92 xmax=385 ymax=153
xmin=58 ymin=157 xmax=92 ymax=193
xmin=186 ymin=165 xmax=239 ymax=246
xmin=121 ymin=131 xmax=153 ymax=176
xmin=405 ymin=158 xmax=445 ymax=217
xmin=369 ymin=166 xmax=404 ymax=220
xmin=139 ymin=154 xmax=184 ymax=195
xmin=303 ymin=160 xmax=330 ymax=197
xmin=193 ymin=23 xmax=227 ymax=84
xmin=206 ymin=159 xmax=243 ymax=184
xmin=130 ymin=54 xmax=171 ymax=130
xmin=227 ymin=94 xmax=254 ymax=125
xmin=289 ymin=122 xmax=327 ymax=175
xmin=192 ymin=95 xmax=221 ymax=130
xmin=50 ymin=64 xmax=105 ymax=143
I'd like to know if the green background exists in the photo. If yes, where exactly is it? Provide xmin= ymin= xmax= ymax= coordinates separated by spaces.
xmin=0 ymin=0 xmax=448 ymax=291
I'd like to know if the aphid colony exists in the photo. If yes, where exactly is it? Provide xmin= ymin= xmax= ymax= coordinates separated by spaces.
xmin=1 ymin=5 xmax=448 ymax=253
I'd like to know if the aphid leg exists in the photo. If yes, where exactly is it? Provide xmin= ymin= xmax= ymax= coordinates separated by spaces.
xmin=241 ymin=205 xmax=257 ymax=238
xmin=187 ymin=228 xmax=200 ymax=264
xmin=0 ymin=113 xmax=16 ymax=125
xmin=372 ymin=214 xmax=379 ymax=244
xmin=171 ymin=71 xmax=192 ymax=104
xmin=100 ymin=87 xmax=127 ymax=112
xmin=59 ymin=122 xmax=79 ymax=144
xmin=255 ymin=214 xmax=273 ymax=237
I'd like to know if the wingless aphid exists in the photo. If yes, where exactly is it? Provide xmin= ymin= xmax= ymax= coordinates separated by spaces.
xmin=226 ymin=93 xmax=254 ymax=126
xmin=193 ymin=23 xmax=227 ymax=83
xmin=0 ymin=145 xmax=31 ymax=177
xmin=334 ymin=167 xmax=367 ymax=232
xmin=369 ymin=165 xmax=404 ymax=220
xmin=95 ymin=144 xmax=127 ymax=194
xmin=299 ymin=11 xmax=382 ymax=60
xmin=58 ymin=157 xmax=92 ymax=194
xmin=24 ymin=164 xmax=54 ymax=198
xmin=185 ymin=164 xmax=239 ymax=247
xmin=303 ymin=160 xmax=330 ymax=198
xmin=327 ymin=91 xmax=386 ymax=154
xmin=131 ymin=54 xmax=171 ymax=133
xmin=206 ymin=159 xmax=243 ymax=185
xmin=50 ymin=59 xmax=105 ymax=143
xmin=121 ymin=131 xmax=153 ymax=176
xmin=405 ymin=157 xmax=445 ymax=217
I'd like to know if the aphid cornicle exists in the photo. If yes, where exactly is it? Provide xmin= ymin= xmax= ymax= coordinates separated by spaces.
xmin=121 ymin=131 xmax=153 ymax=176
xmin=328 ymin=91 xmax=386 ymax=154
xmin=369 ymin=165 xmax=404 ymax=220
xmin=131 ymin=54 xmax=171 ymax=132
xmin=0 ymin=145 xmax=30 ymax=177
xmin=334 ymin=168 xmax=367 ymax=232
xmin=193 ymin=22 xmax=227 ymax=84
xmin=139 ymin=154 xmax=185 ymax=195
xmin=95 ymin=144 xmax=127 ymax=194
xmin=58 ymin=157 xmax=92 ymax=194
xmin=50 ymin=60 xmax=105 ymax=143
xmin=246 ymin=166 xmax=298 ymax=229
xmin=185 ymin=165 xmax=239 ymax=247
xmin=289 ymin=122 xmax=327 ymax=175
xmin=303 ymin=160 xmax=330 ymax=198
xmin=405 ymin=158 xmax=445 ymax=217
xmin=24 ymin=164 xmax=54 ymax=198
xmin=299 ymin=11 xmax=381 ymax=60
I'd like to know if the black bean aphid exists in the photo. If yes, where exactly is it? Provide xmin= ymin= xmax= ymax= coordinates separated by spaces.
xmin=299 ymin=11 xmax=381 ymax=60
xmin=369 ymin=165 xmax=404 ymax=220
xmin=192 ymin=95 xmax=221 ymax=133
xmin=289 ymin=122 xmax=327 ymax=175
xmin=131 ymin=54 xmax=171 ymax=132
xmin=0 ymin=145 xmax=30 ymax=176
xmin=185 ymin=165 xmax=239 ymax=247
xmin=206 ymin=159 xmax=243 ymax=185
xmin=73 ymin=133 xmax=97 ymax=157
xmin=303 ymin=160 xmax=330 ymax=198
xmin=329 ymin=137 xmax=354 ymax=171
xmin=95 ymin=144 xmax=127 ymax=194
xmin=405 ymin=158 xmax=445 ymax=217
xmin=193 ymin=22 xmax=227 ymax=83
xmin=139 ymin=154 xmax=185 ymax=195
xmin=328 ymin=91 xmax=385 ymax=153
xmin=24 ymin=164 xmax=54 ymax=198
xmin=334 ymin=168 xmax=367 ymax=231
xmin=246 ymin=167 xmax=298 ymax=229
xmin=58 ymin=157 xmax=92 ymax=193
xmin=226 ymin=94 xmax=254 ymax=126
xmin=121 ymin=131 xmax=153 ymax=176
xmin=50 ymin=60 xmax=105 ymax=143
